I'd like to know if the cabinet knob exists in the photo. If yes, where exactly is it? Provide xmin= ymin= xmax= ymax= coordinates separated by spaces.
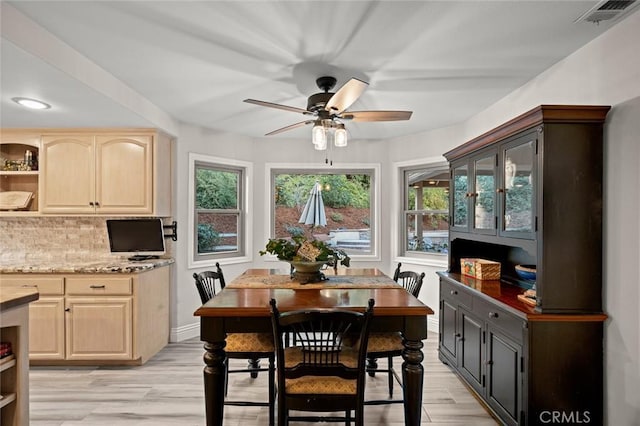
xmin=89 ymin=201 xmax=94 ymax=206
xmin=496 ymin=188 xmax=504 ymax=193
xmin=488 ymin=311 xmax=499 ymax=318
xmin=450 ymin=290 xmax=458 ymax=296
xmin=453 ymin=333 xmax=461 ymax=338
xmin=65 ymin=308 xmax=71 ymax=312
xmin=95 ymin=201 xmax=100 ymax=207
xmin=485 ymin=360 xmax=493 ymax=366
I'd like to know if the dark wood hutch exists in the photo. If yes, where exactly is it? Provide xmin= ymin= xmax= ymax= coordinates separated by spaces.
xmin=437 ymin=105 xmax=609 ymax=426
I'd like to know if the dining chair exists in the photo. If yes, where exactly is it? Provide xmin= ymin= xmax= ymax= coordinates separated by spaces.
xmin=269 ymin=298 xmax=375 ymax=426
xmin=365 ymin=263 xmax=425 ymax=404
xmin=193 ymin=263 xmax=275 ymax=426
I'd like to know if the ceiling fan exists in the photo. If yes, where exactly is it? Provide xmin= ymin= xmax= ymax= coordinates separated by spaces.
xmin=244 ymin=76 xmax=413 ymax=137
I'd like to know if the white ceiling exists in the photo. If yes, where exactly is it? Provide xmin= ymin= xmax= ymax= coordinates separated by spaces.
xmin=1 ymin=1 xmax=637 ymax=140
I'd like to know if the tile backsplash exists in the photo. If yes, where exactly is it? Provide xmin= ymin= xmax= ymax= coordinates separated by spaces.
xmin=0 ymin=217 xmax=173 ymax=263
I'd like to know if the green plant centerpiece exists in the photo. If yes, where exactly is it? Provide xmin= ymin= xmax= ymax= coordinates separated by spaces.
xmin=260 ymin=236 xmax=350 ymax=283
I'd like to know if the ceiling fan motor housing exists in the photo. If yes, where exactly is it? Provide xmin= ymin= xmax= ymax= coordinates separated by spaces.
xmin=307 ymin=92 xmax=334 ymax=113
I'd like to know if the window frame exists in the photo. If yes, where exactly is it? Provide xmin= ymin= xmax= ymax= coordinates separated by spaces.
xmin=265 ymin=163 xmax=381 ymax=261
xmin=393 ymin=157 xmax=449 ymax=267
xmin=188 ymin=153 xmax=253 ymax=268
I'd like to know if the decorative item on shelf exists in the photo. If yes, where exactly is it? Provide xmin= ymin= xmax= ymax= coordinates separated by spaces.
xmin=260 ymin=236 xmax=350 ymax=283
xmin=517 ymin=288 xmax=538 ymax=307
xmin=460 ymin=258 xmax=501 ymax=280
xmin=0 ymin=191 xmax=34 ymax=211
xmin=515 ymin=264 xmax=536 ymax=281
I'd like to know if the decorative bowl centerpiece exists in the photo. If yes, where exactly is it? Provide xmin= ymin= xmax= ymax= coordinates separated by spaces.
xmin=260 ymin=236 xmax=350 ymax=283
xmin=515 ymin=264 xmax=536 ymax=281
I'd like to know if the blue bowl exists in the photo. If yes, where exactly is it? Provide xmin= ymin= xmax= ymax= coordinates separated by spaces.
xmin=515 ymin=264 xmax=536 ymax=281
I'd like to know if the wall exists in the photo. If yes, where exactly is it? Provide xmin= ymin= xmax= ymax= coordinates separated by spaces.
xmin=172 ymin=125 xmax=391 ymax=341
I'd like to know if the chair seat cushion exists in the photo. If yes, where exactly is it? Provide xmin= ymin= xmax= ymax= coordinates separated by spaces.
xmin=283 ymin=346 xmax=358 ymax=368
xmin=226 ymin=332 xmax=274 ymax=353
xmin=367 ymin=332 xmax=404 ymax=353
xmin=285 ymin=375 xmax=357 ymax=395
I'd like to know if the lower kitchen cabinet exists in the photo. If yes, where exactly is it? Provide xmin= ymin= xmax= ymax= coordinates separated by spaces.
xmin=438 ymin=273 xmax=605 ymax=426
xmin=0 ymin=266 xmax=169 ymax=365
xmin=65 ymin=297 xmax=133 ymax=360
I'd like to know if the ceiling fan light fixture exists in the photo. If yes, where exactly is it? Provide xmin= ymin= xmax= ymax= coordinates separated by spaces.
xmin=312 ymin=121 xmax=327 ymax=150
xmin=334 ymin=123 xmax=347 ymax=147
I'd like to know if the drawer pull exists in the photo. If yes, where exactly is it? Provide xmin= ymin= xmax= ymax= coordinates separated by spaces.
xmin=90 ymin=285 xmax=106 ymax=289
xmin=488 ymin=311 xmax=499 ymax=318
xmin=21 ymin=284 xmax=37 ymax=288
xmin=450 ymin=290 xmax=458 ymax=296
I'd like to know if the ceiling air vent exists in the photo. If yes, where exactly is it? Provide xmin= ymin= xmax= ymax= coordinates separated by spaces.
xmin=575 ymin=0 xmax=638 ymax=23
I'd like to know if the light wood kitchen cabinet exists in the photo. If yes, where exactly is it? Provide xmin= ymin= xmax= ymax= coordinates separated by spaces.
xmin=0 ymin=266 xmax=170 ymax=365
xmin=0 ymin=276 xmax=65 ymax=360
xmin=39 ymin=129 xmax=171 ymax=216
xmin=65 ymin=296 xmax=133 ymax=360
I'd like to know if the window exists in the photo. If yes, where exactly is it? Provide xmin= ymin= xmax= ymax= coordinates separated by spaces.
xmin=402 ymin=165 xmax=449 ymax=256
xmin=268 ymin=165 xmax=379 ymax=259
xmin=189 ymin=153 xmax=252 ymax=266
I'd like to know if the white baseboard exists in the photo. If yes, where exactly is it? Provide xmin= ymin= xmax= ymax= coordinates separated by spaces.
xmin=428 ymin=316 xmax=439 ymax=334
xmin=170 ymin=322 xmax=200 ymax=343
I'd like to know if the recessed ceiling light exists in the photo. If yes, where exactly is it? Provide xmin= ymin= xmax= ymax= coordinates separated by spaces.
xmin=12 ymin=97 xmax=51 ymax=110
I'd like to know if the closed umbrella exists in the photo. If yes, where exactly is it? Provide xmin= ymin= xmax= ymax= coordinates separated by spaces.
xmin=299 ymin=182 xmax=327 ymax=227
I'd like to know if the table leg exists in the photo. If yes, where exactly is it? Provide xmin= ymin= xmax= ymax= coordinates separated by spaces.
xmin=203 ymin=340 xmax=227 ymax=426
xmin=402 ymin=338 xmax=424 ymax=426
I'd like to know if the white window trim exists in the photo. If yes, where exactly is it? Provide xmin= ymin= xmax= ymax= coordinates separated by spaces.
xmin=188 ymin=152 xmax=253 ymax=269
xmin=392 ymin=156 xmax=448 ymax=268
xmin=264 ymin=162 xmax=381 ymax=261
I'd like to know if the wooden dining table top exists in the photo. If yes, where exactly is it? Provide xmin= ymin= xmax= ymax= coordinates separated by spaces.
xmin=194 ymin=267 xmax=434 ymax=318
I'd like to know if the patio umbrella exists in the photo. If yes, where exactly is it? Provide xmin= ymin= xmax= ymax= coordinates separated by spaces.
xmin=299 ymin=182 xmax=327 ymax=227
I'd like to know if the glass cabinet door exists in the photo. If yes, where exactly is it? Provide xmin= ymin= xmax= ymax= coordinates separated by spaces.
xmin=473 ymin=154 xmax=497 ymax=234
xmin=501 ymin=134 xmax=536 ymax=238
xmin=451 ymin=163 xmax=469 ymax=231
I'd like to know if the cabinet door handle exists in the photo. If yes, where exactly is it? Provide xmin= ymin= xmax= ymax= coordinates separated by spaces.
xmin=95 ymin=201 xmax=100 ymax=207
xmin=485 ymin=360 xmax=493 ymax=366
xmin=65 ymin=308 xmax=71 ymax=312
xmin=89 ymin=285 xmax=106 ymax=289
xmin=488 ymin=311 xmax=499 ymax=318
xmin=89 ymin=201 xmax=94 ymax=206
xmin=450 ymin=290 xmax=458 ymax=296
xmin=496 ymin=188 xmax=504 ymax=193
xmin=453 ymin=333 xmax=461 ymax=338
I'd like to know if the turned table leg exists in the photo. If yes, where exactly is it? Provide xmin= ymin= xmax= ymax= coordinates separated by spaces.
xmin=203 ymin=340 xmax=226 ymax=426
xmin=402 ymin=337 xmax=424 ymax=426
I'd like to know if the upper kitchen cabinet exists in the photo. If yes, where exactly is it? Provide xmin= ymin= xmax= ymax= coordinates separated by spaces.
xmin=40 ymin=130 xmax=172 ymax=216
xmin=0 ymin=132 xmax=41 ymax=214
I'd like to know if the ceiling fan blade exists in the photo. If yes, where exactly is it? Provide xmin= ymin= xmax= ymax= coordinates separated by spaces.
xmin=324 ymin=78 xmax=368 ymax=115
xmin=341 ymin=110 xmax=413 ymax=122
xmin=244 ymin=99 xmax=310 ymax=115
xmin=265 ymin=120 xmax=315 ymax=136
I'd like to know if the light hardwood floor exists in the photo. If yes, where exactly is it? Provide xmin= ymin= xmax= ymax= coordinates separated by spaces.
xmin=29 ymin=332 xmax=498 ymax=425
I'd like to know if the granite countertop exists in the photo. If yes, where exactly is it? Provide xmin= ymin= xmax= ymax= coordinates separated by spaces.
xmin=0 ymin=257 xmax=175 ymax=274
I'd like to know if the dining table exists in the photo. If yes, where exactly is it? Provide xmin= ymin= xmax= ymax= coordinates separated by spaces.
xmin=194 ymin=267 xmax=434 ymax=426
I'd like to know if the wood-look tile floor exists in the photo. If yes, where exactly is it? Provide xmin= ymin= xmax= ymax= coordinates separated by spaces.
xmin=29 ymin=332 xmax=498 ymax=425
